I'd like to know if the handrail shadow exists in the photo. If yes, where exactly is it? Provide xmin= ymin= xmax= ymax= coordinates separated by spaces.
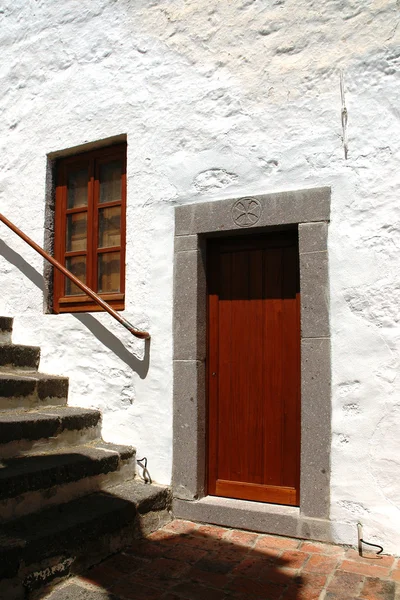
xmin=0 ymin=239 xmax=46 ymax=291
xmin=0 ymin=240 xmax=149 ymax=377
xmin=74 ymin=314 xmax=150 ymax=377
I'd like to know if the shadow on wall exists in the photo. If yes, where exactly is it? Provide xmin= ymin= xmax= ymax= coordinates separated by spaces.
xmin=0 ymin=240 xmax=149 ymax=377
xmin=74 ymin=314 xmax=150 ymax=378
xmin=0 ymin=239 xmax=46 ymax=291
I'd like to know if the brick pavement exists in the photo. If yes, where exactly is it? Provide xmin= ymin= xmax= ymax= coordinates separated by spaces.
xmin=44 ymin=520 xmax=400 ymax=600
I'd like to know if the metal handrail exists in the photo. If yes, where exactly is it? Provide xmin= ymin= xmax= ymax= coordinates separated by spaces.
xmin=0 ymin=213 xmax=150 ymax=340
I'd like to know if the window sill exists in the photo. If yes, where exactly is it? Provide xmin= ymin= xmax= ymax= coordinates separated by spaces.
xmin=55 ymin=293 xmax=125 ymax=313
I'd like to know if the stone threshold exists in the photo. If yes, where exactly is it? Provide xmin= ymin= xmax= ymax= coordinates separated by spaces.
xmin=173 ymin=495 xmax=354 ymax=545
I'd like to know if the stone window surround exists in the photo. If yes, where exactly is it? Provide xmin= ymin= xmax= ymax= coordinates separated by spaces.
xmin=172 ymin=187 xmax=333 ymax=542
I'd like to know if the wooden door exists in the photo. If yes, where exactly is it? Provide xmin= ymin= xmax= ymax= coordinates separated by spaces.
xmin=207 ymin=232 xmax=301 ymax=506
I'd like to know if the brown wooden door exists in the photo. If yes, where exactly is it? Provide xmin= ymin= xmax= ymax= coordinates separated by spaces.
xmin=207 ymin=232 xmax=301 ymax=506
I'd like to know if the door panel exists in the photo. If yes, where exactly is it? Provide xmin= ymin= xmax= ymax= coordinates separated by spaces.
xmin=207 ymin=232 xmax=300 ymax=506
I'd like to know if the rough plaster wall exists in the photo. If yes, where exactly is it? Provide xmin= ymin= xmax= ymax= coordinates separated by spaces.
xmin=0 ymin=0 xmax=399 ymax=552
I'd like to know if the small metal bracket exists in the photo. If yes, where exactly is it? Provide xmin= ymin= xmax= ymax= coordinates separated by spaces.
xmin=357 ymin=522 xmax=384 ymax=557
xmin=137 ymin=457 xmax=152 ymax=484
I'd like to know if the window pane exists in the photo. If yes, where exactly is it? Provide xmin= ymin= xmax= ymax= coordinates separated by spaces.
xmin=67 ymin=168 xmax=88 ymax=208
xmin=98 ymin=206 xmax=121 ymax=248
xmin=99 ymin=160 xmax=122 ymax=204
xmin=65 ymin=256 xmax=86 ymax=296
xmin=66 ymin=212 xmax=87 ymax=252
xmin=98 ymin=252 xmax=120 ymax=293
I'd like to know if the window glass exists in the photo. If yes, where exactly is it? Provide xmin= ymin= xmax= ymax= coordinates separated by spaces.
xmin=65 ymin=256 xmax=86 ymax=295
xmin=98 ymin=252 xmax=121 ymax=293
xmin=98 ymin=206 xmax=121 ymax=248
xmin=67 ymin=168 xmax=88 ymax=209
xmin=66 ymin=212 xmax=87 ymax=252
xmin=99 ymin=160 xmax=122 ymax=204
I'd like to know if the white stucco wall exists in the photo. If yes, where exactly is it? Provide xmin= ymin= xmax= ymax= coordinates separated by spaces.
xmin=0 ymin=0 xmax=399 ymax=553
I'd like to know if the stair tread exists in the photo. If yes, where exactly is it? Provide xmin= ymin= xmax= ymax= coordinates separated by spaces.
xmin=110 ymin=479 xmax=171 ymax=512
xmin=0 ymin=344 xmax=40 ymax=351
xmin=0 ymin=369 xmax=67 ymax=380
xmin=0 ymin=407 xmax=101 ymax=443
xmin=0 ymin=369 xmax=69 ymax=405
xmin=0 ymin=480 xmax=168 ymax=542
xmin=0 ymin=481 xmax=170 ymax=578
xmin=0 ymin=344 xmax=40 ymax=369
xmin=0 ymin=443 xmax=135 ymax=499
xmin=0 ymin=406 xmax=100 ymax=417
xmin=0 ymin=317 xmax=13 ymax=331
xmin=95 ymin=440 xmax=136 ymax=461
xmin=0 ymin=318 xmax=171 ymax=590
xmin=0 ymin=317 xmax=14 ymax=331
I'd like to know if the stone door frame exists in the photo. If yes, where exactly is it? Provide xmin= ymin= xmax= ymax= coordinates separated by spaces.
xmin=172 ymin=187 xmax=333 ymax=541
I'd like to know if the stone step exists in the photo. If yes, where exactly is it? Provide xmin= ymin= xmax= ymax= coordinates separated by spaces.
xmin=0 ymin=480 xmax=172 ymax=599
xmin=0 ymin=317 xmax=13 ymax=344
xmin=0 ymin=344 xmax=40 ymax=369
xmin=0 ymin=369 xmax=69 ymax=410
xmin=0 ymin=443 xmax=136 ymax=522
xmin=0 ymin=407 xmax=102 ymax=459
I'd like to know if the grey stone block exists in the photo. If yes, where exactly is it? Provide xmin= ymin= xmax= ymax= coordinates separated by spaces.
xmin=299 ymin=222 xmax=328 ymax=254
xmin=300 ymin=338 xmax=331 ymax=518
xmin=138 ymin=508 xmax=172 ymax=537
xmin=174 ymin=234 xmax=198 ymax=252
xmin=0 ymin=480 xmax=171 ymax=582
xmin=0 ymin=412 xmax=60 ymax=443
xmin=0 ymin=443 xmax=135 ymax=500
xmin=300 ymin=251 xmax=330 ymax=338
xmin=175 ymin=187 xmax=331 ymax=236
xmin=0 ymin=317 xmax=13 ymax=333
xmin=92 ymin=441 xmax=135 ymax=462
xmin=111 ymin=480 xmax=172 ymax=514
xmin=0 ymin=371 xmax=69 ymax=403
xmin=173 ymin=497 xmax=300 ymax=538
xmin=0 ymin=408 xmax=100 ymax=444
xmin=0 ymin=345 xmax=40 ymax=369
xmin=298 ymin=516 xmax=334 ymax=543
xmin=173 ymin=497 xmax=335 ymax=544
xmin=44 ymin=583 xmax=116 ymax=600
xmin=0 ymin=374 xmax=36 ymax=398
xmin=0 ymin=577 xmax=24 ymax=600
xmin=172 ymin=360 xmax=206 ymax=500
xmin=173 ymin=249 xmax=206 ymax=361
xmin=44 ymin=407 xmax=100 ymax=432
xmin=37 ymin=376 xmax=69 ymax=401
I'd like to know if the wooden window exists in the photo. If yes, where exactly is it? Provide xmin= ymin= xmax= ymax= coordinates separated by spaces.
xmin=53 ymin=143 xmax=126 ymax=313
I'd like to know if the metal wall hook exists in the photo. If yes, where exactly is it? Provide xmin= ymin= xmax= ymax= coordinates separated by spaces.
xmin=137 ymin=457 xmax=152 ymax=484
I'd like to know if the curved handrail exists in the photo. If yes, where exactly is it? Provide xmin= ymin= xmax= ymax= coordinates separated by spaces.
xmin=0 ymin=213 xmax=150 ymax=340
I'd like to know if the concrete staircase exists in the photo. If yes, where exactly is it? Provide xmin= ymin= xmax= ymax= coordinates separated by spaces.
xmin=0 ymin=317 xmax=171 ymax=599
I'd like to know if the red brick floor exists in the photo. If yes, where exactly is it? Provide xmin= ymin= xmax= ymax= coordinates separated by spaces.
xmin=46 ymin=520 xmax=400 ymax=600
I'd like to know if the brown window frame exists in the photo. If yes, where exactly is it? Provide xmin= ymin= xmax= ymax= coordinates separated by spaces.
xmin=53 ymin=143 xmax=127 ymax=314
